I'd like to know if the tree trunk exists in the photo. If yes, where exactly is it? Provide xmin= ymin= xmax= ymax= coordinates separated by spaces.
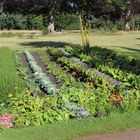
xmin=48 ymin=16 xmax=55 ymax=33
xmin=125 ymin=1 xmax=131 ymax=31
xmin=79 ymin=15 xmax=90 ymax=52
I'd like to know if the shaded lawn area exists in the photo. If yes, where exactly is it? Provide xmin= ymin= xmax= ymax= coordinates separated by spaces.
xmin=0 ymin=112 xmax=140 ymax=140
xmin=0 ymin=31 xmax=139 ymax=59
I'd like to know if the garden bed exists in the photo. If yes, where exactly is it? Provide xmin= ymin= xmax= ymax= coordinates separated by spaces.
xmin=31 ymin=52 xmax=61 ymax=89
xmin=0 ymin=47 xmax=139 ymax=129
xmin=19 ymin=51 xmax=61 ymax=95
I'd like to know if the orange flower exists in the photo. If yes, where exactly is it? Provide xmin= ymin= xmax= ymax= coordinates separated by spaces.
xmin=109 ymin=93 xmax=123 ymax=105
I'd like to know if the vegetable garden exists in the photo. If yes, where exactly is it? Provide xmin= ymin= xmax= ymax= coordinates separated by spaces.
xmin=0 ymin=45 xmax=139 ymax=128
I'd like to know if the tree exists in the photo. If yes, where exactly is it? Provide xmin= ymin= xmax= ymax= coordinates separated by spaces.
xmin=2 ymin=0 xmax=64 ymax=32
xmin=63 ymin=0 xmax=101 ymax=51
xmin=64 ymin=0 xmax=140 ymax=50
xmin=64 ymin=0 xmax=119 ymax=51
xmin=105 ymin=0 xmax=140 ymax=30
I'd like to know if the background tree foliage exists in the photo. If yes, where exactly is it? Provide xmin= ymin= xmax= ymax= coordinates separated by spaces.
xmin=0 ymin=0 xmax=139 ymax=48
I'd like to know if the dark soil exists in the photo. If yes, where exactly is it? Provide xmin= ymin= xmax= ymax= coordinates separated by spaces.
xmin=19 ymin=53 xmax=32 ymax=74
xmin=31 ymin=52 xmax=62 ymax=89
xmin=76 ymin=129 xmax=140 ymax=140
xmin=19 ymin=53 xmax=45 ymax=96
xmin=19 ymin=52 xmax=61 ymax=96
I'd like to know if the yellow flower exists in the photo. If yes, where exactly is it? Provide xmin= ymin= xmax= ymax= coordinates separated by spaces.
xmin=14 ymin=86 xmax=18 ymax=90
xmin=8 ymin=93 xmax=13 ymax=98
xmin=26 ymin=89 xmax=31 ymax=95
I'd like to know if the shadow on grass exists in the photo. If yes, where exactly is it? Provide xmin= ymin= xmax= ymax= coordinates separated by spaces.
xmin=116 ymin=46 xmax=140 ymax=53
xmin=20 ymin=41 xmax=140 ymax=75
xmin=87 ymin=46 xmax=140 ymax=75
xmin=20 ymin=41 xmax=77 ymax=48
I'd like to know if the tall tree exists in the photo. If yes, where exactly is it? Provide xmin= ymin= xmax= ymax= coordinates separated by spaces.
xmin=64 ymin=0 xmax=103 ymax=51
xmin=2 ymin=0 xmax=64 ymax=32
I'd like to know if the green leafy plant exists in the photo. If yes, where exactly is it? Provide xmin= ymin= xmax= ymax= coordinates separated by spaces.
xmin=24 ymin=51 xmax=60 ymax=94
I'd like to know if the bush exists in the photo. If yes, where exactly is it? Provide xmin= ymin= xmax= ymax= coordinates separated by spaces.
xmin=30 ymin=15 xmax=44 ymax=30
xmin=90 ymin=16 xmax=126 ymax=31
xmin=54 ymin=13 xmax=80 ymax=30
xmin=115 ymin=20 xmax=125 ymax=30
xmin=130 ymin=14 xmax=140 ymax=30
xmin=0 ymin=14 xmax=44 ymax=30
xmin=42 ymin=27 xmax=49 ymax=35
xmin=0 ymin=13 xmax=139 ymax=31
xmin=0 ymin=13 xmax=80 ymax=31
xmin=0 ymin=13 xmax=27 ymax=30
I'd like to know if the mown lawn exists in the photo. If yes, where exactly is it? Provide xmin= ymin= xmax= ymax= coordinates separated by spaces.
xmin=0 ymin=112 xmax=140 ymax=140
xmin=0 ymin=30 xmax=140 ymax=59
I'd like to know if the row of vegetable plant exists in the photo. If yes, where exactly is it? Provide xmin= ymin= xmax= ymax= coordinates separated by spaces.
xmin=41 ymin=49 xmax=140 ymax=114
xmin=64 ymin=46 xmax=140 ymax=75
xmin=14 ymin=53 xmax=41 ymax=96
xmin=39 ymin=51 xmax=85 ymax=89
xmin=46 ymin=47 xmax=123 ymax=91
xmin=63 ymin=46 xmax=140 ymax=90
xmin=24 ymin=51 xmax=60 ymax=94
xmin=60 ymin=49 xmax=122 ymax=87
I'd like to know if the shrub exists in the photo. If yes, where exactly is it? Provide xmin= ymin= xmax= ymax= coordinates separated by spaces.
xmin=0 ymin=14 xmax=44 ymax=30
xmin=42 ymin=27 xmax=49 ymax=35
xmin=130 ymin=14 xmax=140 ymax=30
xmin=30 ymin=15 xmax=44 ymax=30
xmin=54 ymin=13 xmax=80 ymax=30
xmin=0 ymin=13 xmax=27 ymax=30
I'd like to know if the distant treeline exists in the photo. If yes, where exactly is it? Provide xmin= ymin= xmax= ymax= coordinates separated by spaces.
xmin=0 ymin=13 xmax=139 ymax=31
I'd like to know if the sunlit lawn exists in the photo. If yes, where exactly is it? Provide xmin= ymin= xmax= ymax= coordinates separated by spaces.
xmin=0 ymin=30 xmax=140 ymax=59
xmin=1 ymin=112 xmax=140 ymax=140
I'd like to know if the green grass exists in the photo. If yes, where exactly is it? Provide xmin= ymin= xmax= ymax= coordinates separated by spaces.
xmin=0 ymin=30 xmax=139 ymax=59
xmin=0 ymin=112 xmax=140 ymax=140
xmin=0 ymin=48 xmax=26 ymax=103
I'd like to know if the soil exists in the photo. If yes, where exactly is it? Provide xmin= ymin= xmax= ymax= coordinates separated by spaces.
xmin=19 ymin=52 xmax=61 ymax=95
xmin=76 ymin=129 xmax=140 ymax=140
xmin=31 ymin=52 xmax=62 ymax=88
xmin=19 ymin=53 xmax=32 ymax=74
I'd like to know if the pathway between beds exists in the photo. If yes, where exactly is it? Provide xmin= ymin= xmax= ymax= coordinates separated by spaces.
xmin=76 ymin=129 xmax=140 ymax=140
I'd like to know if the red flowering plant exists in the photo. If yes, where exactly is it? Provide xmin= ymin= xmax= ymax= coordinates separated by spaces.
xmin=108 ymin=93 xmax=123 ymax=105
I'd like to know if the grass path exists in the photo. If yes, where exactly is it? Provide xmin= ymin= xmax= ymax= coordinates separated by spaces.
xmin=0 ymin=112 xmax=140 ymax=140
